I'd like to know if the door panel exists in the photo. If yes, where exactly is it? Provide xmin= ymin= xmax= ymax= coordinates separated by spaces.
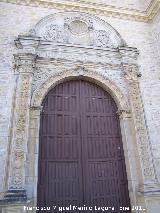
xmin=37 ymin=80 xmax=131 ymax=213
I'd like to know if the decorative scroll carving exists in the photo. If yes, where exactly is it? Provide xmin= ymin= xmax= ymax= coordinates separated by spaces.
xmin=32 ymin=67 xmax=54 ymax=93
xmin=123 ymin=63 xmax=155 ymax=180
xmin=9 ymin=75 xmax=30 ymax=189
xmin=9 ymin=55 xmax=35 ymax=190
xmin=123 ymin=64 xmax=141 ymax=82
xmin=42 ymin=24 xmax=67 ymax=43
xmin=76 ymin=65 xmax=86 ymax=76
xmin=28 ymin=12 xmax=125 ymax=48
xmin=31 ymin=60 xmax=127 ymax=99
xmin=31 ymin=66 xmax=130 ymax=113
xmin=41 ymin=24 xmax=113 ymax=47
xmin=94 ymin=30 xmax=113 ymax=48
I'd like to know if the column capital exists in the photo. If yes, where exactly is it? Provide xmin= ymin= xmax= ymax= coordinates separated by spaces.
xmin=30 ymin=105 xmax=43 ymax=111
xmin=13 ymin=53 xmax=37 ymax=74
xmin=119 ymin=47 xmax=139 ymax=64
xmin=122 ymin=63 xmax=141 ymax=82
xmin=30 ymin=105 xmax=43 ymax=116
xmin=116 ymin=109 xmax=131 ymax=119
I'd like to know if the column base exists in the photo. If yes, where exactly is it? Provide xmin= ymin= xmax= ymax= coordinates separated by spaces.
xmin=138 ymin=182 xmax=160 ymax=213
xmin=138 ymin=181 xmax=160 ymax=196
xmin=0 ymin=190 xmax=27 ymax=204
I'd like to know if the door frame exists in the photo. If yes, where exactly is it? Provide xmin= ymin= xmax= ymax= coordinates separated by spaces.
xmin=36 ymin=79 xmax=131 ymax=209
xmin=5 ymin=58 xmax=159 ymax=212
xmin=29 ymin=72 xmax=143 ymax=210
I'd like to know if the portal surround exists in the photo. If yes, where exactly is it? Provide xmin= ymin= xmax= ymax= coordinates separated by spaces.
xmin=1 ymin=12 xmax=160 ymax=213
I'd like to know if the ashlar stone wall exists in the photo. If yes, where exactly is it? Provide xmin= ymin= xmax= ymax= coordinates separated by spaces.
xmin=148 ymin=12 xmax=160 ymax=180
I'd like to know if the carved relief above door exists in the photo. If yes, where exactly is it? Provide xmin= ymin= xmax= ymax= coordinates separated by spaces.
xmin=28 ymin=12 xmax=125 ymax=47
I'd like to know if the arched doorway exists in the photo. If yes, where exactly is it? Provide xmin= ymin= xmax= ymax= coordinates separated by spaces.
xmin=37 ymin=80 xmax=131 ymax=212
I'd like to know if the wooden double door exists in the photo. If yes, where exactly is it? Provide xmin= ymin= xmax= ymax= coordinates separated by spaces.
xmin=37 ymin=80 xmax=130 ymax=212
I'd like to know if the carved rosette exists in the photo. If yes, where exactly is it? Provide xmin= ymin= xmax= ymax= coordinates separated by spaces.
xmin=94 ymin=30 xmax=113 ymax=48
xmin=123 ymin=63 xmax=155 ymax=181
xmin=9 ymin=54 xmax=36 ymax=190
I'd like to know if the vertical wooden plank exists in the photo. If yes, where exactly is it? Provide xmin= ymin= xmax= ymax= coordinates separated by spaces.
xmin=80 ymin=80 xmax=130 ymax=212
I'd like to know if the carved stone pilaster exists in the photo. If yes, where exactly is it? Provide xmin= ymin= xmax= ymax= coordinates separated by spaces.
xmin=122 ymin=62 xmax=156 ymax=182
xmin=119 ymin=47 xmax=160 ymax=198
xmin=6 ymin=54 xmax=36 ymax=202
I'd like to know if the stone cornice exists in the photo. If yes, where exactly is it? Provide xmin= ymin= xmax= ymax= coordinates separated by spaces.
xmin=14 ymin=36 xmax=140 ymax=70
xmin=15 ymin=36 xmax=123 ymax=68
xmin=0 ymin=0 xmax=160 ymax=22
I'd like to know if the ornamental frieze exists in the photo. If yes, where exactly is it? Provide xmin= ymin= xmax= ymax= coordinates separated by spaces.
xmin=31 ymin=61 xmax=128 ymax=99
xmin=43 ymin=24 xmax=67 ymax=43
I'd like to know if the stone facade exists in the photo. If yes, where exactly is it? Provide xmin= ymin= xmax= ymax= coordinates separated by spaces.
xmin=0 ymin=2 xmax=160 ymax=213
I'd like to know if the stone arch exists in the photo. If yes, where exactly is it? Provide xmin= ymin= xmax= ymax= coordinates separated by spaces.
xmin=29 ymin=68 xmax=139 ymax=208
xmin=31 ymin=68 xmax=130 ymax=112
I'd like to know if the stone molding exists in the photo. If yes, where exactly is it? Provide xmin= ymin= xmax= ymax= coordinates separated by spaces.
xmin=31 ymin=65 xmax=130 ymax=112
xmin=116 ymin=109 xmax=132 ymax=119
xmin=14 ymin=35 xmax=124 ymax=69
xmin=0 ymin=0 xmax=160 ymax=22
xmin=138 ymin=182 xmax=160 ymax=197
